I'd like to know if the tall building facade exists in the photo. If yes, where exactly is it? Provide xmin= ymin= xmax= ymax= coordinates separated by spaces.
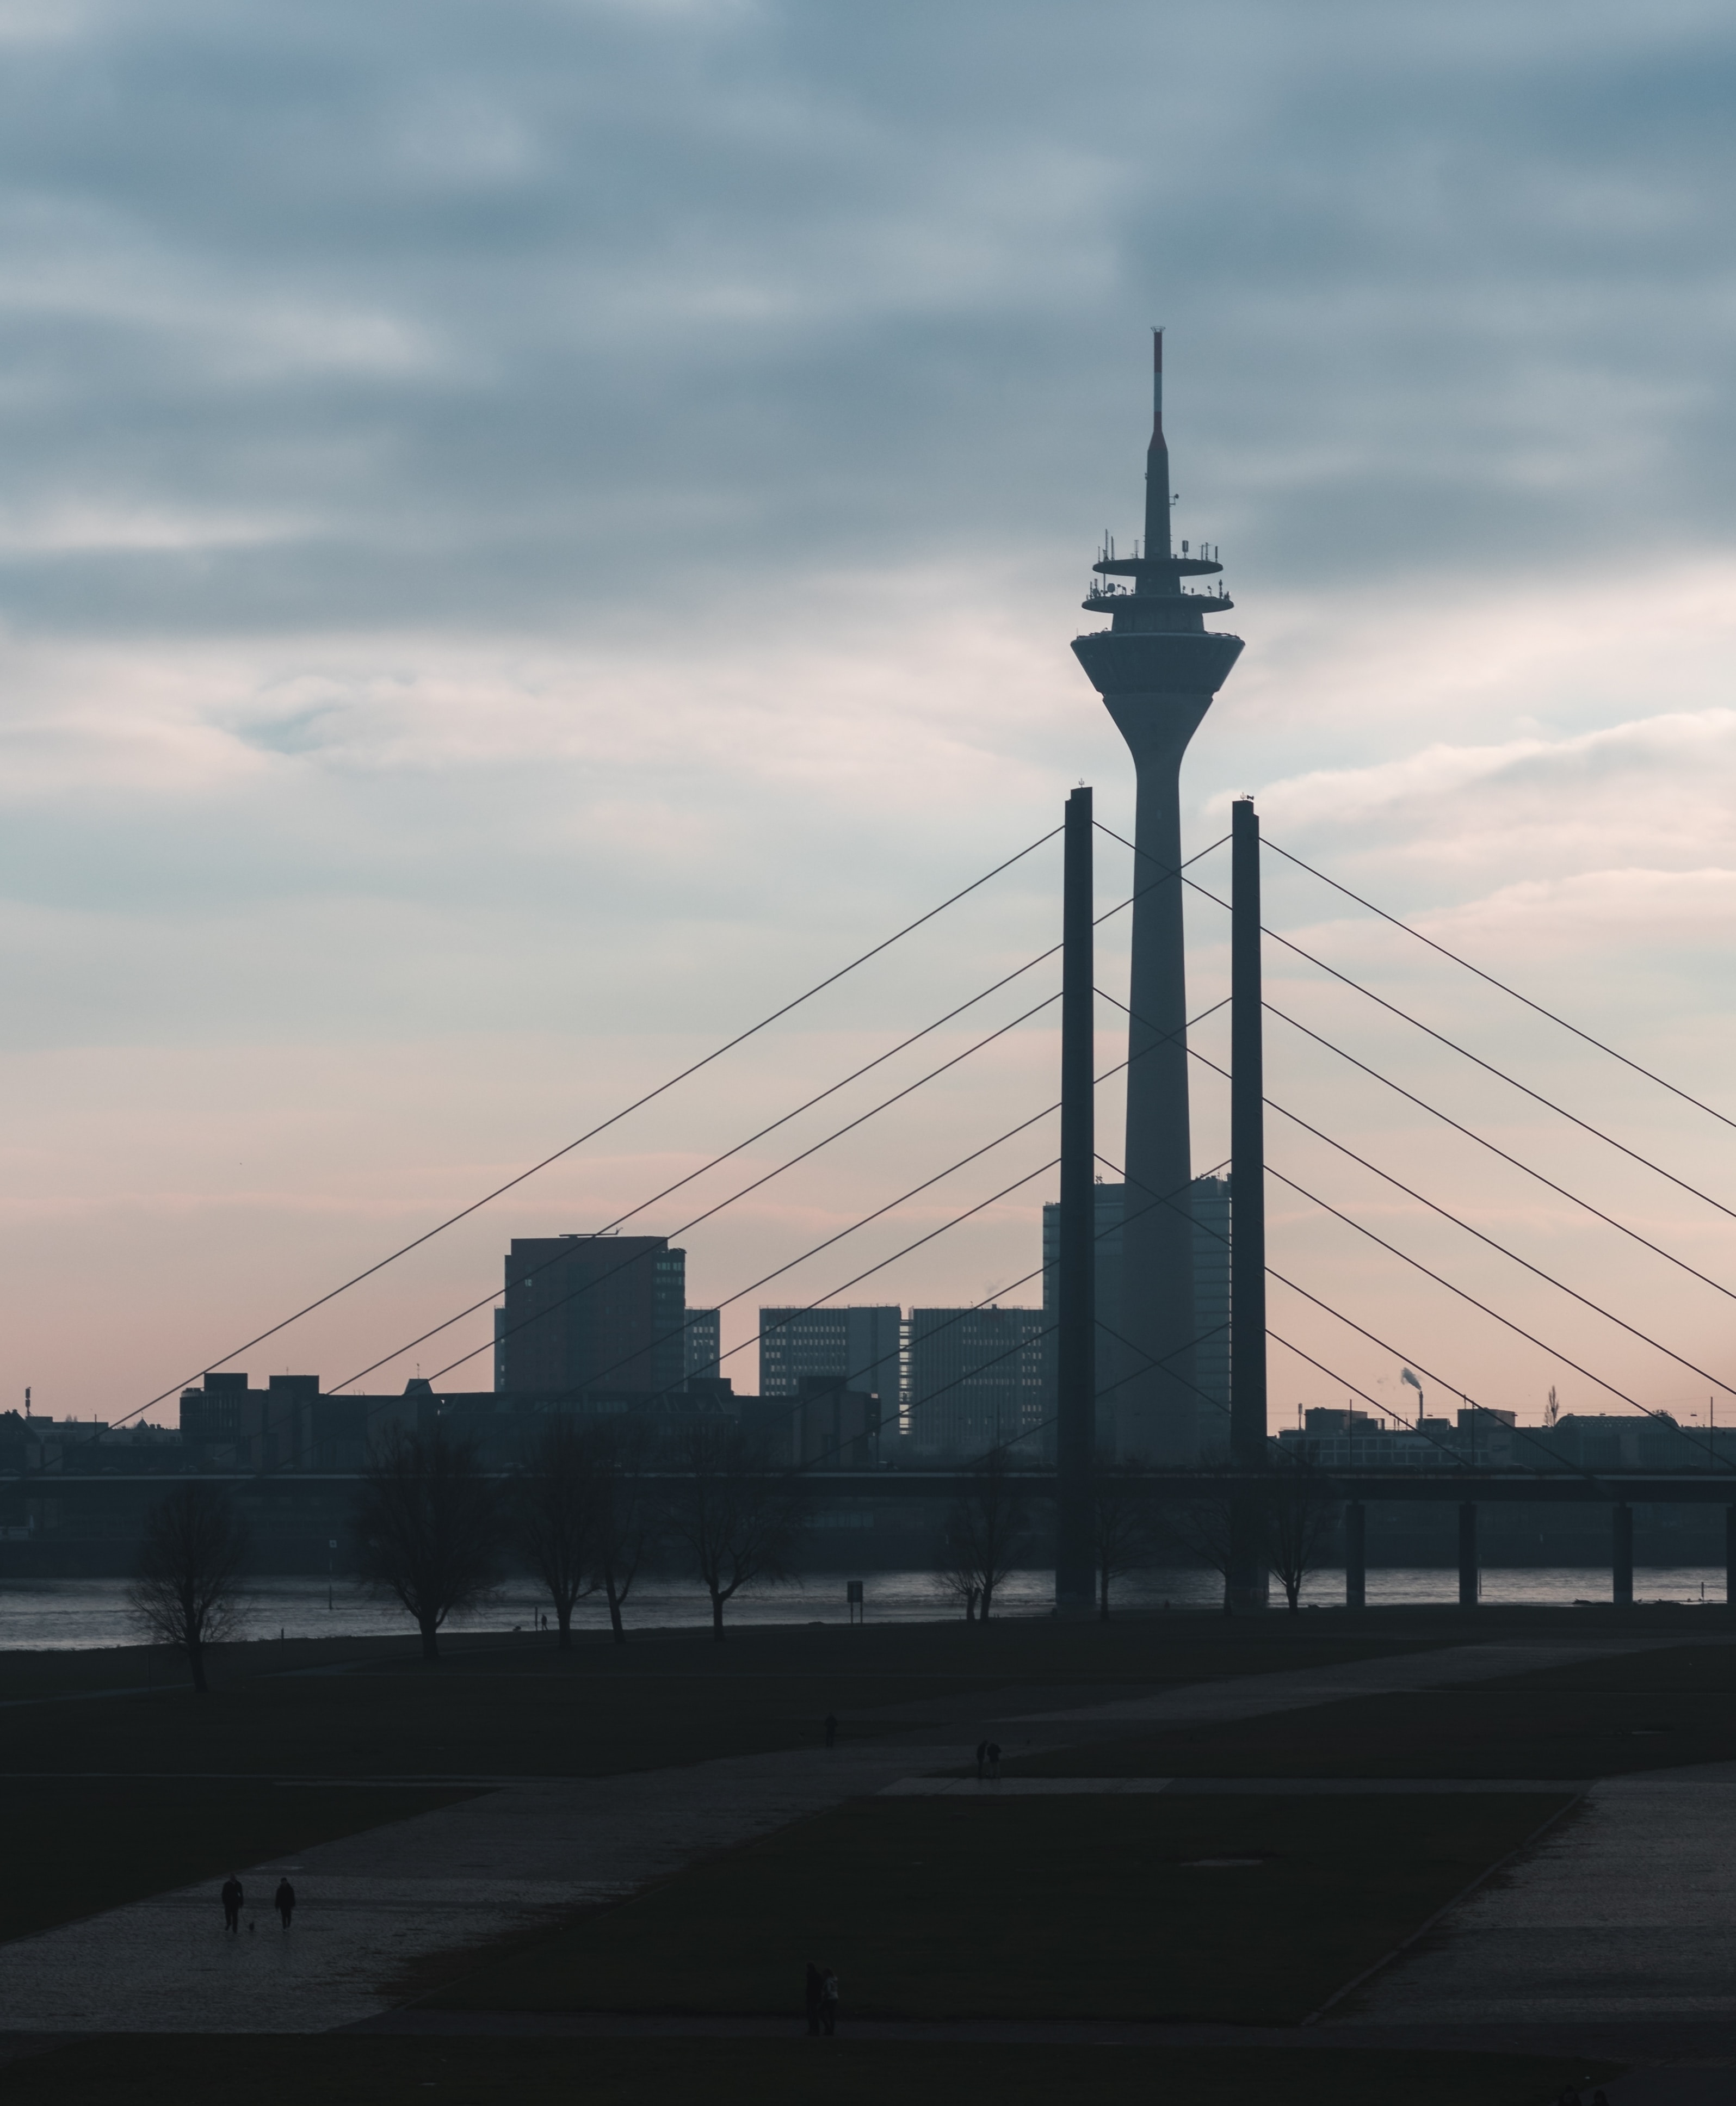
xmin=758 ymin=1306 xmax=902 ymax=1415
xmin=683 ymin=1308 xmax=722 ymax=1383
xmin=1070 ymin=336 xmax=1244 ymax=1459
xmin=905 ymin=1306 xmax=1046 ymax=1459
xmin=1042 ymin=1174 xmax=1231 ymax=1460
xmin=501 ymin=1234 xmax=685 ymax=1398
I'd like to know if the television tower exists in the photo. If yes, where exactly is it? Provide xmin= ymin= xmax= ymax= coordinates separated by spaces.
xmin=1071 ymin=334 xmax=1244 ymax=1459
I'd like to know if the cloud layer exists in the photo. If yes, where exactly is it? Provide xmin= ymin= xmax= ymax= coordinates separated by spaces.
xmin=3 ymin=0 xmax=1735 ymax=1427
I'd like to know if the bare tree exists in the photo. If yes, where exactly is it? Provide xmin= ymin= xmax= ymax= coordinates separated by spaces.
xmin=1090 ymin=1460 xmax=1158 ymax=1621
xmin=936 ymin=1448 xmax=1030 ymax=1621
xmin=1264 ymin=1452 xmax=1342 ymax=1613
xmin=512 ymin=1417 xmax=601 ymax=1650
xmin=127 ymin=1481 xmax=252 ymax=1694
xmin=1158 ymin=1461 xmax=1238 ymax=1614
xmin=592 ymin=1419 xmax=658 ymax=1644
xmin=659 ymin=1422 xmax=808 ymax=1638
xmin=353 ymin=1426 xmax=505 ymax=1661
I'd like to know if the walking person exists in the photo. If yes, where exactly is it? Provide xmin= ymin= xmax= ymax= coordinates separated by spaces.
xmin=274 ymin=1877 xmax=295 ymax=1929
xmin=975 ymin=1739 xmax=988 ymax=1781
xmin=986 ymin=1740 xmax=1002 ymax=1781
xmin=805 ymin=1960 xmax=824 ymax=2036
xmin=820 ymin=1967 xmax=840 ymax=2036
xmin=220 ymin=1875 xmax=243 ymax=1934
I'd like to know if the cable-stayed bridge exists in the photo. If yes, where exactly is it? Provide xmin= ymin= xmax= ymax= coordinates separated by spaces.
xmin=21 ymin=788 xmax=1736 ymax=1613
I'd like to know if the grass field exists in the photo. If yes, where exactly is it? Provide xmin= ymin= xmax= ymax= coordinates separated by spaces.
xmin=427 ymin=1792 xmax=1574 ymax=2025
xmin=1008 ymin=1638 xmax=1736 ymax=1780
xmin=0 ymin=1616 xmax=1453 ymax=1781
xmin=0 ymin=2036 xmax=1625 ymax=2106
xmin=0 ymin=1778 xmax=477 ymax=1944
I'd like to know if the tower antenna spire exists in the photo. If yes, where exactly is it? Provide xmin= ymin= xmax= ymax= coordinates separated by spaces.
xmin=1144 ymin=328 xmax=1170 ymax=560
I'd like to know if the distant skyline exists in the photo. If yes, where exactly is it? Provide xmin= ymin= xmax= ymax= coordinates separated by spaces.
xmin=2 ymin=1 xmax=1735 ymax=1432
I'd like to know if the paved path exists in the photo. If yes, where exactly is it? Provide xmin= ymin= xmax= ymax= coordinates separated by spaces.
xmin=0 ymin=1742 xmax=952 ymax=2034
xmin=882 ymin=1774 xmax=1582 ymax=1796
xmin=1347 ymin=1765 xmax=1736 ymax=2028
xmin=0 ymin=1626 xmax=1702 ymax=2035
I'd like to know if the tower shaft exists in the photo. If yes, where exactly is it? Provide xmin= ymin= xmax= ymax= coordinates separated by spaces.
xmin=1071 ymin=335 xmax=1244 ymax=1461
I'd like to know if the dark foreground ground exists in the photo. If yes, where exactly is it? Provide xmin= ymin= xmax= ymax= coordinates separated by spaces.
xmin=0 ymin=2036 xmax=1619 ymax=2106
xmin=4 ymin=1602 xmax=1730 ymax=2099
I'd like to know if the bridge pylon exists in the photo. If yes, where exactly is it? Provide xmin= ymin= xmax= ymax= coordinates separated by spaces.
xmin=1054 ymin=785 xmax=1097 ymax=1613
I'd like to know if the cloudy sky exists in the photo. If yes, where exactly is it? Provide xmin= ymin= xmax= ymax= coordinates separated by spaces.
xmin=4 ymin=0 xmax=1735 ymax=1436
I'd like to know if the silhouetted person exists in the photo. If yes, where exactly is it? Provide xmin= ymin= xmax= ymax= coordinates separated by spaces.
xmin=986 ymin=1741 xmax=1002 ymax=1780
xmin=975 ymin=1739 xmax=988 ymax=1780
xmin=821 ymin=1968 xmax=839 ymax=2035
xmin=274 ymin=1878 xmax=295 ymax=1928
xmin=823 ymin=1714 xmax=837 ymax=1749
xmin=220 ymin=1876 xmax=243 ymax=1933
xmin=805 ymin=1960 xmax=824 ymax=2036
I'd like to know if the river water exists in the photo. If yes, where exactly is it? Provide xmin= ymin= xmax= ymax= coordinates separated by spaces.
xmin=0 ymin=1565 xmax=1726 ymax=1650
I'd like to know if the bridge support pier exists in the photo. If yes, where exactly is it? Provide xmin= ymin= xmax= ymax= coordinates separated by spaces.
xmin=1344 ymin=1500 xmax=1366 ymax=1610
xmin=1613 ymin=1503 xmax=1634 ymax=1607
xmin=1053 ymin=786 xmax=1096 ymax=1615
xmin=1227 ymin=795 xmax=1269 ymax=1611
xmin=1457 ymin=1502 xmax=1478 ymax=1608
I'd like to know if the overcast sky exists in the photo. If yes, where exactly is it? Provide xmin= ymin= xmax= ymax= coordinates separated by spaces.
xmin=4 ymin=0 xmax=1735 ymax=1434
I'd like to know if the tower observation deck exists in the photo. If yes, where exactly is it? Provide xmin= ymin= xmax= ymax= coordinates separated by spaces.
xmin=1071 ymin=334 xmax=1244 ymax=1461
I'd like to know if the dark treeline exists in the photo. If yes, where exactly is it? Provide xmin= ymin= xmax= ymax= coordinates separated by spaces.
xmin=123 ymin=1434 xmax=1347 ymax=1685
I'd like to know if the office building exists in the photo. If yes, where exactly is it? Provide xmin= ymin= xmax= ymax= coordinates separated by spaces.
xmin=179 ymin=1372 xmax=385 ymax=1473
xmin=501 ymin=1234 xmax=685 ymax=1398
xmin=905 ymin=1305 xmax=1046 ymax=1458
xmin=758 ymin=1306 xmax=901 ymax=1417
xmin=793 ymin=1376 xmax=880 ymax=1470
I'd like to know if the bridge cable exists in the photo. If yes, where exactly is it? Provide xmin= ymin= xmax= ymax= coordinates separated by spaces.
xmin=1092 ymin=985 xmax=1657 ymax=1480
xmin=261 ymin=1064 xmax=1226 ymax=1478
xmin=123 ymin=829 xmax=1231 ymax=1447
xmin=765 ymin=1158 xmax=1232 ymax=1471
xmin=326 ymin=975 xmax=1224 ymax=1407
xmin=1265 ymin=1164 xmax=1732 ymax=1471
xmin=1096 ymin=819 xmax=1736 ymax=1230
xmin=542 ymin=836 xmax=1227 ymax=1250
xmin=1265 ymin=999 xmax=1736 ymax=1304
xmin=112 ymin=822 xmax=1064 ymax=1428
xmin=1263 ymin=834 xmax=1736 ymax=1135
xmin=1119 ymin=995 xmax=1736 ymax=1404
xmin=1090 ymin=1145 xmax=1499 ymax=1475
